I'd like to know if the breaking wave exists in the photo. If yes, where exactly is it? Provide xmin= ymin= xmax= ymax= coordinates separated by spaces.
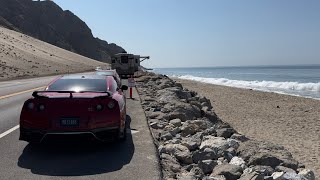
xmin=174 ymin=75 xmax=320 ymax=99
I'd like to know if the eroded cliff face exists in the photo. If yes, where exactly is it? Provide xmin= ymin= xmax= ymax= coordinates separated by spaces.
xmin=0 ymin=0 xmax=125 ymax=62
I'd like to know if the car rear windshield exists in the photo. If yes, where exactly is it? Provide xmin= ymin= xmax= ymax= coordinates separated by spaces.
xmin=47 ymin=79 xmax=107 ymax=92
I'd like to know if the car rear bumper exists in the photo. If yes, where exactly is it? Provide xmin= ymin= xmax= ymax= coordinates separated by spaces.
xmin=19 ymin=127 xmax=120 ymax=143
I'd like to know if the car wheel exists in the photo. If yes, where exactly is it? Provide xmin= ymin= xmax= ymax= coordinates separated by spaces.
xmin=118 ymin=120 xmax=127 ymax=142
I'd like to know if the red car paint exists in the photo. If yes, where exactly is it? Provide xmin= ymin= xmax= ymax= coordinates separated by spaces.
xmin=19 ymin=75 xmax=127 ymax=143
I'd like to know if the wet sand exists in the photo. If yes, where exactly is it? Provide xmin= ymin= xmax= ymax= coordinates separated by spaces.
xmin=175 ymin=78 xmax=320 ymax=177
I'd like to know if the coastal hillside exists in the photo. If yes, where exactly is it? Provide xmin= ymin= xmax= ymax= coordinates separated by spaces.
xmin=0 ymin=0 xmax=125 ymax=63
xmin=0 ymin=26 xmax=108 ymax=81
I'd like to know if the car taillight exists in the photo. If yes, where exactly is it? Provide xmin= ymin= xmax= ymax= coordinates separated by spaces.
xmin=27 ymin=102 xmax=34 ymax=110
xmin=96 ymin=104 xmax=103 ymax=111
xmin=38 ymin=104 xmax=45 ymax=111
xmin=107 ymin=101 xmax=115 ymax=109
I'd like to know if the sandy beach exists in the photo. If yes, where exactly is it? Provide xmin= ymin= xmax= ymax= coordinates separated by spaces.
xmin=175 ymin=78 xmax=320 ymax=177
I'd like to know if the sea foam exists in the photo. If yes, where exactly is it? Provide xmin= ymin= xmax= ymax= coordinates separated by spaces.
xmin=175 ymin=75 xmax=320 ymax=99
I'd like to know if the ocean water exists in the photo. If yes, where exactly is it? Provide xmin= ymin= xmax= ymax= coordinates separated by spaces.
xmin=153 ymin=65 xmax=320 ymax=100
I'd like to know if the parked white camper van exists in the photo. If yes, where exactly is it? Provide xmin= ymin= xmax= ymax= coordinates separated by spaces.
xmin=111 ymin=53 xmax=149 ymax=78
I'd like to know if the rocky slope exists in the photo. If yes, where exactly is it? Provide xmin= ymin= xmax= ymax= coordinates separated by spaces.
xmin=0 ymin=26 xmax=108 ymax=81
xmin=0 ymin=0 xmax=125 ymax=63
xmin=135 ymin=72 xmax=315 ymax=180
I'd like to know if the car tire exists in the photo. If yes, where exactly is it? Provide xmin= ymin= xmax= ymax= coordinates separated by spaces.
xmin=118 ymin=119 xmax=127 ymax=142
xmin=118 ymin=125 xmax=127 ymax=142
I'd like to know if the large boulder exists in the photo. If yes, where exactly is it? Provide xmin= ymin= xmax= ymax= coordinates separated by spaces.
xmin=192 ymin=148 xmax=217 ymax=163
xmin=181 ymin=138 xmax=200 ymax=151
xmin=251 ymin=165 xmax=274 ymax=176
xmin=198 ymin=160 xmax=218 ymax=174
xmin=200 ymin=136 xmax=229 ymax=157
xmin=216 ymin=128 xmax=236 ymax=138
xmin=159 ymin=144 xmax=193 ymax=164
xmin=237 ymin=140 xmax=299 ymax=169
xmin=170 ymin=118 xmax=182 ymax=127
xmin=160 ymin=153 xmax=182 ymax=178
xmin=181 ymin=120 xmax=208 ymax=137
xmin=229 ymin=156 xmax=246 ymax=169
xmin=210 ymin=163 xmax=243 ymax=180
xmin=298 ymin=169 xmax=315 ymax=180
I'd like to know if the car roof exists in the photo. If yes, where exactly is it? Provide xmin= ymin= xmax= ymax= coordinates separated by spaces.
xmin=60 ymin=74 xmax=108 ymax=80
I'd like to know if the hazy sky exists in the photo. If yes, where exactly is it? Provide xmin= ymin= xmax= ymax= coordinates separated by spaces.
xmin=53 ymin=0 xmax=320 ymax=68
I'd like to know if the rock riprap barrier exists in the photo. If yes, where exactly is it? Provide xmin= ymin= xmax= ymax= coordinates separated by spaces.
xmin=135 ymin=72 xmax=315 ymax=180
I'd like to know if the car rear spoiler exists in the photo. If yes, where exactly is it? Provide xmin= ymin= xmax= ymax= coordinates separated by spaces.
xmin=32 ymin=91 xmax=112 ymax=98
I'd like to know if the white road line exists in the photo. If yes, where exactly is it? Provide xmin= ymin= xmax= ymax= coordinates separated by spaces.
xmin=0 ymin=125 xmax=19 ymax=139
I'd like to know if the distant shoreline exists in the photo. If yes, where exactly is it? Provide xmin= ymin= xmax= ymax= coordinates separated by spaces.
xmin=152 ymin=64 xmax=320 ymax=69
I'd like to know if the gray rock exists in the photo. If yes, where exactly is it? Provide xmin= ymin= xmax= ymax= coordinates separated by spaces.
xmin=167 ymin=139 xmax=182 ymax=144
xmin=252 ymin=165 xmax=274 ymax=176
xmin=200 ymin=136 xmax=229 ymax=156
xmin=226 ymin=147 xmax=236 ymax=157
xmin=275 ymin=166 xmax=296 ymax=173
xmin=264 ymin=176 xmax=273 ymax=180
xmin=177 ymin=172 xmax=197 ymax=180
xmin=282 ymin=172 xmax=303 ymax=180
xmin=204 ymin=111 xmax=219 ymax=122
xmin=190 ymin=101 xmax=203 ymax=110
xmin=271 ymin=172 xmax=285 ymax=180
xmin=181 ymin=138 xmax=199 ymax=151
xmin=159 ymin=144 xmax=193 ymax=164
xmin=229 ymin=156 xmax=246 ymax=169
xmin=157 ymin=88 xmax=181 ymax=102
xmin=202 ymin=127 xmax=217 ymax=137
xmin=183 ymin=163 xmax=197 ymax=172
xmin=207 ymin=175 xmax=226 ymax=180
xmin=169 ymin=127 xmax=182 ymax=136
xmin=216 ymin=128 xmax=235 ymax=138
xmin=193 ymin=148 xmax=217 ymax=163
xmin=170 ymin=118 xmax=182 ymax=127
xmin=150 ymin=122 xmax=159 ymax=129
xmin=237 ymin=140 xmax=299 ymax=169
xmin=230 ymin=133 xmax=249 ymax=142
xmin=147 ymin=111 xmax=165 ymax=119
xmin=160 ymin=153 xmax=182 ymax=173
xmin=190 ymin=166 xmax=205 ymax=179
xmin=181 ymin=120 xmax=208 ymax=137
xmin=161 ymin=132 xmax=173 ymax=141
xmin=239 ymin=171 xmax=264 ymax=180
xmin=211 ymin=163 xmax=243 ymax=180
xmin=198 ymin=160 xmax=218 ymax=174
xmin=201 ymin=101 xmax=213 ymax=109
xmin=298 ymin=169 xmax=315 ymax=180
xmin=227 ymin=138 xmax=240 ymax=150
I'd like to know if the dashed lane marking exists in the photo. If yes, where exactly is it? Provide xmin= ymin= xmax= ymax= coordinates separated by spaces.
xmin=0 ymin=86 xmax=46 ymax=100
xmin=0 ymin=125 xmax=19 ymax=139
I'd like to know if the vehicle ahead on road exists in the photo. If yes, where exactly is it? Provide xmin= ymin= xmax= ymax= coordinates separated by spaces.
xmin=111 ymin=53 xmax=150 ymax=78
xmin=95 ymin=69 xmax=122 ymax=87
xmin=19 ymin=74 xmax=128 ymax=143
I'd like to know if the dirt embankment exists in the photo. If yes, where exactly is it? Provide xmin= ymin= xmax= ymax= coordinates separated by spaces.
xmin=0 ymin=26 xmax=109 ymax=81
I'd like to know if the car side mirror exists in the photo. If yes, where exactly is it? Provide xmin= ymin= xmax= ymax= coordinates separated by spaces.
xmin=121 ymin=85 xmax=128 ymax=91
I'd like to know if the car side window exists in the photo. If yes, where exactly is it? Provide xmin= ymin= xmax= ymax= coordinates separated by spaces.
xmin=109 ymin=78 xmax=117 ymax=92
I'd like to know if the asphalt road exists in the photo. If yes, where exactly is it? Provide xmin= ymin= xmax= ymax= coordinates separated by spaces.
xmin=0 ymin=75 xmax=161 ymax=180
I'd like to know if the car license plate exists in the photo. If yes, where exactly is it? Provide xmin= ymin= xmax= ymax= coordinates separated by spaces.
xmin=60 ymin=118 xmax=79 ymax=127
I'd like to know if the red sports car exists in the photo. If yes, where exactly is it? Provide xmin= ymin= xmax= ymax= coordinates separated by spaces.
xmin=19 ymin=74 xmax=128 ymax=143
